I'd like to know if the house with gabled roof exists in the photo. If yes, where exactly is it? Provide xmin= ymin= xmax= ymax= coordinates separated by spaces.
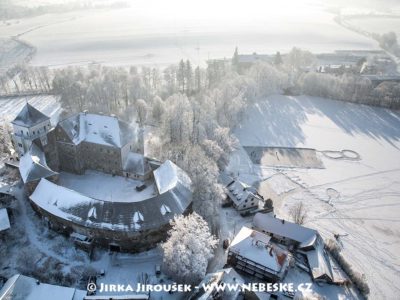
xmin=253 ymin=213 xmax=349 ymax=285
xmin=253 ymin=213 xmax=319 ymax=250
xmin=224 ymin=178 xmax=272 ymax=214
xmin=227 ymin=226 xmax=291 ymax=282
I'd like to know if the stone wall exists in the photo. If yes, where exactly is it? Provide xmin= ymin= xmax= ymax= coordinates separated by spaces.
xmin=80 ymin=142 xmax=122 ymax=175
xmin=29 ymin=200 xmax=192 ymax=253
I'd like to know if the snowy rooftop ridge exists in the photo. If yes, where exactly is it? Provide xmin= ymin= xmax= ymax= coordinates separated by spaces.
xmin=57 ymin=112 xmax=137 ymax=148
xmin=18 ymin=144 xmax=58 ymax=183
xmin=0 ymin=274 xmax=86 ymax=300
xmin=226 ymin=179 xmax=259 ymax=206
xmin=253 ymin=213 xmax=317 ymax=248
xmin=11 ymin=103 xmax=50 ymax=127
xmin=123 ymin=152 xmax=151 ymax=175
xmin=154 ymin=160 xmax=192 ymax=194
xmin=229 ymin=226 xmax=287 ymax=274
xmin=29 ymin=160 xmax=192 ymax=232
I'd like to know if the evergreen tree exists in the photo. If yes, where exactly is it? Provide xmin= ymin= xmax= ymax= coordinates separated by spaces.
xmin=177 ymin=59 xmax=186 ymax=93
xmin=232 ymin=46 xmax=239 ymax=72
xmin=274 ymin=51 xmax=283 ymax=66
xmin=185 ymin=60 xmax=193 ymax=95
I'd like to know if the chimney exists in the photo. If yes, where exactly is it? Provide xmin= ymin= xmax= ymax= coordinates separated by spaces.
xmin=269 ymin=247 xmax=273 ymax=256
xmin=282 ymin=219 xmax=285 ymax=224
xmin=83 ymin=110 xmax=88 ymax=115
xmin=36 ymin=280 xmax=40 ymax=285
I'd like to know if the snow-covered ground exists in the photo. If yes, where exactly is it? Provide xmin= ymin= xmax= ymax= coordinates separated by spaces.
xmin=0 ymin=38 xmax=34 ymax=70
xmin=226 ymin=95 xmax=400 ymax=299
xmin=346 ymin=16 xmax=400 ymax=37
xmin=0 ymin=1 xmax=378 ymax=68
xmin=58 ymin=170 xmax=157 ymax=202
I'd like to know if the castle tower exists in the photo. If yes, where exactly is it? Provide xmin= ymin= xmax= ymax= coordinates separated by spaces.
xmin=11 ymin=103 xmax=51 ymax=157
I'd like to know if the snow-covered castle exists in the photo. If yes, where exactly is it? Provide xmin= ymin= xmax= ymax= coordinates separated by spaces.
xmin=11 ymin=103 xmax=193 ymax=252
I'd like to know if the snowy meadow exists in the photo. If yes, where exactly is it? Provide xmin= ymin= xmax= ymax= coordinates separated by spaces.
xmin=227 ymin=95 xmax=400 ymax=299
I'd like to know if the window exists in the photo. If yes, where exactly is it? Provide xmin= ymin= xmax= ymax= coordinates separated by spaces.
xmin=18 ymin=143 xmax=22 ymax=147
xmin=44 ymin=126 xmax=46 ymax=131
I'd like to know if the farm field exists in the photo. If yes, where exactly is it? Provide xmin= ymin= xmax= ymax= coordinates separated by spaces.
xmin=346 ymin=16 xmax=400 ymax=37
xmin=0 ymin=2 xmax=379 ymax=68
xmin=226 ymin=95 xmax=400 ymax=299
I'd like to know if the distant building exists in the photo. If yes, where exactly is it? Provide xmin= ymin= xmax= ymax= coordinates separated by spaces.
xmin=225 ymin=178 xmax=272 ymax=214
xmin=188 ymin=268 xmax=245 ymax=300
xmin=237 ymin=53 xmax=273 ymax=70
xmin=227 ymin=226 xmax=291 ymax=282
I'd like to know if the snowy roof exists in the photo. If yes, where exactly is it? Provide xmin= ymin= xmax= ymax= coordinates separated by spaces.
xmin=229 ymin=226 xmax=288 ymax=274
xmin=154 ymin=160 xmax=192 ymax=194
xmin=226 ymin=180 xmax=260 ymax=206
xmin=123 ymin=152 xmax=151 ymax=175
xmin=253 ymin=213 xmax=317 ymax=248
xmin=192 ymin=268 xmax=244 ymax=300
xmin=0 ymin=274 xmax=87 ymax=300
xmin=18 ymin=144 xmax=58 ymax=183
xmin=0 ymin=208 xmax=10 ymax=231
xmin=305 ymin=240 xmax=334 ymax=282
xmin=57 ymin=113 xmax=137 ymax=148
xmin=30 ymin=160 xmax=192 ymax=232
xmin=11 ymin=103 xmax=50 ymax=127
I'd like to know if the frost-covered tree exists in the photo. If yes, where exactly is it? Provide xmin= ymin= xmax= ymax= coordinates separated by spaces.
xmin=136 ymin=99 xmax=148 ymax=125
xmin=151 ymin=95 xmax=165 ymax=123
xmin=185 ymin=60 xmax=193 ymax=94
xmin=177 ymin=59 xmax=186 ymax=93
xmin=162 ymin=212 xmax=218 ymax=284
xmin=284 ymin=47 xmax=315 ymax=71
xmin=246 ymin=62 xmax=288 ymax=98
xmin=232 ymin=46 xmax=239 ymax=72
xmin=164 ymin=94 xmax=193 ymax=144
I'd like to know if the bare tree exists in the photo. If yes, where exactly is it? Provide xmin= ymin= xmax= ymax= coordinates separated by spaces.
xmin=289 ymin=201 xmax=307 ymax=225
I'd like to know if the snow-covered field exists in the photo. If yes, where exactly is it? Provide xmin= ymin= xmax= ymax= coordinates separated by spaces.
xmin=0 ymin=38 xmax=34 ymax=70
xmin=346 ymin=16 xmax=400 ymax=37
xmin=0 ymin=1 xmax=378 ymax=68
xmin=227 ymin=95 xmax=400 ymax=299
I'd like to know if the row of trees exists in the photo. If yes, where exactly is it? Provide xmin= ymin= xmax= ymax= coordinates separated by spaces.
xmin=298 ymin=71 xmax=400 ymax=109
xmin=0 ymin=64 xmax=52 ymax=95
